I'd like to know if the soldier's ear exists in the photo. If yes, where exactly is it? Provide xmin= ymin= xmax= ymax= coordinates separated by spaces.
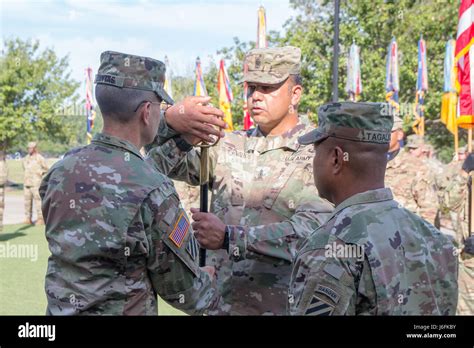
xmin=332 ymin=146 xmax=345 ymax=175
xmin=290 ymin=84 xmax=302 ymax=106
xmin=140 ymin=102 xmax=152 ymax=126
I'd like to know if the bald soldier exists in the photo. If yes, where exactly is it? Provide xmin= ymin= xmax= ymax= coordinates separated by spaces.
xmin=23 ymin=141 xmax=48 ymax=225
xmin=289 ymin=102 xmax=458 ymax=315
xmin=148 ymin=46 xmax=333 ymax=315
xmin=39 ymin=51 xmax=227 ymax=315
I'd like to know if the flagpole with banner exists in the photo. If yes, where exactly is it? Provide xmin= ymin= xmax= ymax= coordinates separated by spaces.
xmin=413 ymin=35 xmax=428 ymax=137
xmin=346 ymin=41 xmax=362 ymax=101
xmin=455 ymin=0 xmax=474 ymax=235
xmin=164 ymin=55 xmax=173 ymax=99
xmin=441 ymin=39 xmax=459 ymax=156
xmin=85 ymin=67 xmax=95 ymax=144
xmin=218 ymin=59 xmax=234 ymax=131
xmin=385 ymin=37 xmax=400 ymax=114
xmin=243 ymin=6 xmax=267 ymax=130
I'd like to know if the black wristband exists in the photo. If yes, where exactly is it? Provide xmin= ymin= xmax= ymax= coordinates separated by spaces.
xmin=222 ymin=226 xmax=230 ymax=252
xmin=173 ymin=136 xmax=193 ymax=152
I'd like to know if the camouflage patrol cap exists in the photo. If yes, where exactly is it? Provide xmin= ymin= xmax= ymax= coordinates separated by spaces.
xmin=242 ymin=46 xmax=301 ymax=85
xmin=298 ymin=102 xmax=393 ymax=145
xmin=406 ymin=134 xmax=423 ymax=149
xmin=27 ymin=142 xmax=37 ymax=148
xmin=95 ymin=51 xmax=173 ymax=105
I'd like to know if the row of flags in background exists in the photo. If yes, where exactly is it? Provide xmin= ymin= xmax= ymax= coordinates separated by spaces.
xmin=190 ymin=5 xmax=267 ymax=132
xmin=84 ymin=1 xmax=474 ymax=149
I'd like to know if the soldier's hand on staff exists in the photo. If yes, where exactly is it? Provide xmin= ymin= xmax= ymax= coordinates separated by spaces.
xmin=165 ymin=96 xmax=227 ymax=144
xmin=190 ymin=207 xmax=226 ymax=250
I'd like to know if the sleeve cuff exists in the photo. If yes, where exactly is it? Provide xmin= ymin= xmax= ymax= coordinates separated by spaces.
xmin=227 ymin=225 xmax=247 ymax=262
xmin=155 ymin=109 xmax=179 ymax=145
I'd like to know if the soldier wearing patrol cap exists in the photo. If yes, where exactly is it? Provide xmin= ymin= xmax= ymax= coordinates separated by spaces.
xmin=39 ymin=51 xmax=226 ymax=315
xmin=290 ymin=102 xmax=458 ymax=315
xmin=147 ymin=46 xmax=333 ymax=315
xmin=23 ymin=141 xmax=48 ymax=225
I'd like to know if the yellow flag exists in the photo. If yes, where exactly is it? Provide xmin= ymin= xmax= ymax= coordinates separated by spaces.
xmin=217 ymin=59 xmax=234 ymax=131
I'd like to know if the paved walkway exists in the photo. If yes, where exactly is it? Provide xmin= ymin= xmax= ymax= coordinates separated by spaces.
xmin=4 ymin=192 xmax=38 ymax=224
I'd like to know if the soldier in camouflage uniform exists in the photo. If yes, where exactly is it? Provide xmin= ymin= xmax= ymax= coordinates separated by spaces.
xmin=385 ymin=134 xmax=440 ymax=226
xmin=23 ymin=142 xmax=49 ymax=225
xmin=435 ymin=146 xmax=473 ymax=314
xmin=290 ymin=102 xmax=458 ymax=315
xmin=173 ymin=180 xmax=200 ymax=217
xmin=0 ymin=150 xmax=7 ymax=232
xmin=39 ymin=51 xmax=225 ymax=315
xmin=147 ymin=46 xmax=334 ymax=315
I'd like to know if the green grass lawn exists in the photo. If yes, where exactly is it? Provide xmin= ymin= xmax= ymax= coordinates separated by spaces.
xmin=6 ymin=158 xmax=59 ymax=186
xmin=0 ymin=223 xmax=184 ymax=315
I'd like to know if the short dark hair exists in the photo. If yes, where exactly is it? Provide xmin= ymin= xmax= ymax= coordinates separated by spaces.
xmin=95 ymin=84 xmax=160 ymax=123
xmin=289 ymin=74 xmax=302 ymax=87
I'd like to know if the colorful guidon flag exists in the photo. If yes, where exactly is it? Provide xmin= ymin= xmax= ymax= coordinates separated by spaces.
xmin=194 ymin=57 xmax=207 ymax=97
xmin=346 ymin=42 xmax=362 ymax=101
xmin=385 ymin=37 xmax=400 ymax=112
xmin=85 ymin=67 xmax=96 ymax=144
xmin=413 ymin=36 xmax=428 ymax=136
xmin=217 ymin=59 xmax=234 ymax=131
xmin=164 ymin=55 xmax=173 ymax=99
xmin=244 ymin=6 xmax=268 ymax=130
xmin=441 ymin=39 xmax=458 ymax=136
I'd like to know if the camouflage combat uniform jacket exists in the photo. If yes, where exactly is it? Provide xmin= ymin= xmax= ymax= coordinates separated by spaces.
xmin=39 ymin=133 xmax=218 ymax=315
xmin=289 ymin=188 xmax=458 ymax=315
xmin=23 ymin=152 xmax=48 ymax=187
xmin=148 ymin=118 xmax=333 ymax=315
xmin=385 ymin=150 xmax=440 ymax=226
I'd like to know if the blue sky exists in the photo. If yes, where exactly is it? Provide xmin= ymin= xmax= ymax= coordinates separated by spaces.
xmin=1 ymin=0 xmax=295 ymax=97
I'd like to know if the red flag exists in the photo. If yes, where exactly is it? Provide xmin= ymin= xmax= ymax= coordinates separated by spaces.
xmin=455 ymin=0 xmax=474 ymax=129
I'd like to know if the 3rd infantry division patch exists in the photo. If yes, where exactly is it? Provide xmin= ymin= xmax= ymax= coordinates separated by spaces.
xmin=305 ymin=296 xmax=335 ymax=315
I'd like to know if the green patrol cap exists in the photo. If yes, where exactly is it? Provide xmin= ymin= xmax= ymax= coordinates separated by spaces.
xmin=95 ymin=51 xmax=174 ymax=105
xmin=298 ymin=102 xmax=393 ymax=145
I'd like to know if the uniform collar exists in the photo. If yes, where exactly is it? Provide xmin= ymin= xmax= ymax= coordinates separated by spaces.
xmin=331 ymin=188 xmax=394 ymax=217
xmin=247 ymin=121 xmax=312 ymax=153
xmin=92 ymin=133 xmax=143 ymax=160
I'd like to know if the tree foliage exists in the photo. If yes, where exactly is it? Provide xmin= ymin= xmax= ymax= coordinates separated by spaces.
xmin=0 ymin=38 xmax=80 ymax=153
xmin=202 ymin=0 xmax=461 ymax=162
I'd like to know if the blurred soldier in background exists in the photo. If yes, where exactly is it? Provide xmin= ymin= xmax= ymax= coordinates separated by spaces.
xmin=386 ymin=132 xmax=441 ymax=227
xmin=23 ymin=141 xmax=48 ymax=225
xmin=436 ymin=146 xmax=473 ymax=315
xmin=0 ymin=150 xmax=7 ymax=232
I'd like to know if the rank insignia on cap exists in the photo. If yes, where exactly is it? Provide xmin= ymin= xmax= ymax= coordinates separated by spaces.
xmin=169 ymin=212 xmax=190 ymax=248
xmin=305 ymin=296 xmax=334 ymax=316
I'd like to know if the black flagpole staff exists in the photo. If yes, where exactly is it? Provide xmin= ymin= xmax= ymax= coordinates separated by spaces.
xmin=197 ymin=130 xmax=221 ymax=267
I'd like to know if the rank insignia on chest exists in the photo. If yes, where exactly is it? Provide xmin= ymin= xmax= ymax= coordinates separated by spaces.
xmin=169 ymin=212 xmax=190 ymax=248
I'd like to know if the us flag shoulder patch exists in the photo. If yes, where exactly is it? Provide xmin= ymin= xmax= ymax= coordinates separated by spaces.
xmin=305 ymin=296 xmax=334 ymax=316
xmin=169 ymin=212 xmax=190 ymax=248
